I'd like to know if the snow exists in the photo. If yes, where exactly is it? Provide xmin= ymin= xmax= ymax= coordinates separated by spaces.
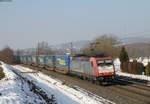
xmin=0 ymin=63 xmax=46 ymax=104
xmin=114 ymin=58 xmax=150 ymax=82
xmin=0 ymin=62 xmax=114 ymax=104
xmin=113 ymin=58 xmax=121 ymax=71
xmin=114 ymin=57 xmax=150 ymax=72
xmin=136 ymin=57 xmax=150 ymax=66
xmin=116 ymin=71 xmax=150 ymax=81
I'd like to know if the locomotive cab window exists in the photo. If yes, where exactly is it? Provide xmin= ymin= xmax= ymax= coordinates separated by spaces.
xmin=105 ymin=60 xmax=113 ymax=66
xmin=97 ymin=60 xmax=105 ymax=66
xmin=97 ymin=60 xmax=113 ymax=66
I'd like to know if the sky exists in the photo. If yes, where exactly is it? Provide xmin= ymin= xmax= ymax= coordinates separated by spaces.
xmin=0 ymin=0 xmax=150 ymax=49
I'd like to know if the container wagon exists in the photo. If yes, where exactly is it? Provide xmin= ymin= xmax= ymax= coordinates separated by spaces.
xmin=55 ymin=55 xmax=70 ymax=74
xmin=19 ymin=56 xmax=24 ymax=64
xmin=45 ymin=56 xmax=55 ymax=70
xmin=37 ymin=56 xmax=46 ymax=67
xmin=31 ymin=56 xmax=37 ymax=66
xmin=26 ymin=56 xmax=32 ymax=65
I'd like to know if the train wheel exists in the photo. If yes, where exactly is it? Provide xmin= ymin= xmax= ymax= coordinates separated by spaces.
xmin=91 ymin=79 xmax=95 ymax=84
xmin=83 ymin=76 xmax=86 ymax=80
xmin=95 ymin=80 xmax=100 ymax=85
xmin=99 ymin=81 xmax=103 ymax=85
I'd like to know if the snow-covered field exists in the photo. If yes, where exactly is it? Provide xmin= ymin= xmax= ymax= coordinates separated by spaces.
xmin=0 ymin=62 xmax=114 ymax=104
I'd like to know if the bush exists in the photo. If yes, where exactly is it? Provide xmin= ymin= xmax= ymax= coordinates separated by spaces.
xmin=0 ymin=67 xmax=5 ymax=80
xmin=122 ymin=61 xmax=145 ymax=75
xmin=146 ymin=62 xmax=150 ymax=76
xmin=136 ymin=62 xmax=145 ymax=75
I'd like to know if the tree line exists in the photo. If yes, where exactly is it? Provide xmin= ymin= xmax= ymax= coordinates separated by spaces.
xmin=82 ymin=35 xmax=121 ymax=58
xmin=0 ymin=46 xmax=14 ymax=64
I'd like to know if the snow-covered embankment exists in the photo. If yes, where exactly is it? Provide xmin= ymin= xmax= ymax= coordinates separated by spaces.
xmin=0 ymin=63 xmax=46 ymax=104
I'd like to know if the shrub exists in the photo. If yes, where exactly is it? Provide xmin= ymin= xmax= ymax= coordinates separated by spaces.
xmin=136 ymin=62 xmax=145 ymax=75
xmin=124 ymin=61 xmax=145 ymax=75
xmin=145 ymin=62 xmax=150 ymax=76
xmin=0 ymin=67 xmax=5 ymax=80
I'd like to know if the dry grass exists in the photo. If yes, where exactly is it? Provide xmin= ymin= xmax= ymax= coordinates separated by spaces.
xmin=0 ymin=67 xmax=5 ymax=80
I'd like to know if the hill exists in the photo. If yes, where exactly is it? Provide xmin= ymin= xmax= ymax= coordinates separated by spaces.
xmin=125 ymin=41 xmax=150 ymax=57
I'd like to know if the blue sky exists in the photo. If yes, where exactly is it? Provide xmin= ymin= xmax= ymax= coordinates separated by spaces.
xmin=0 ymin=0 xmax=150 ymax=49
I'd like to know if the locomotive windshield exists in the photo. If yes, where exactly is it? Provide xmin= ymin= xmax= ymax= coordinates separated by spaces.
xmin=97 ymin=60 xmax=113 ymax=66
xmin=97 ymin=60 xmax=105 ymax=66
xmin=97 ymin=59 xmax=114 ymax=73
xmin=105 ymin=60 xmax=113 ymax=66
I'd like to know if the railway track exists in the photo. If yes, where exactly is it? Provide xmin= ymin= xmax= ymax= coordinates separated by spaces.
xmin=105 ymin=85 xmax=150 ymax=104
xmin=113 ymin=79 xmax=150 ymax=92
xmin=111 ymin=80 xmax=150 ymax=100
xmin=21 ymin=65 xmax=150 ymax=104
xmin=115 ymin=75 xmax=150 ymax=86
xmin=72 ymin=86 xmax=115 ymax=104
xmin=109 ymin=76 xmax=150 ymax=103
xmin=114 ymin=75 xmax=150 ymax=92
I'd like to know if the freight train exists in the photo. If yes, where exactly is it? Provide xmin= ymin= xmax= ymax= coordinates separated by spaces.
xmin=19 ymin=55 xmax=115 ymax=84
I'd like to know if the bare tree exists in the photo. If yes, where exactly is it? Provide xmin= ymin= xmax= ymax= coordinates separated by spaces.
xmin=37 ymin=41 xmax=54 ymax=55
xmin=82 ymin=34 xmax=121 ymax=57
